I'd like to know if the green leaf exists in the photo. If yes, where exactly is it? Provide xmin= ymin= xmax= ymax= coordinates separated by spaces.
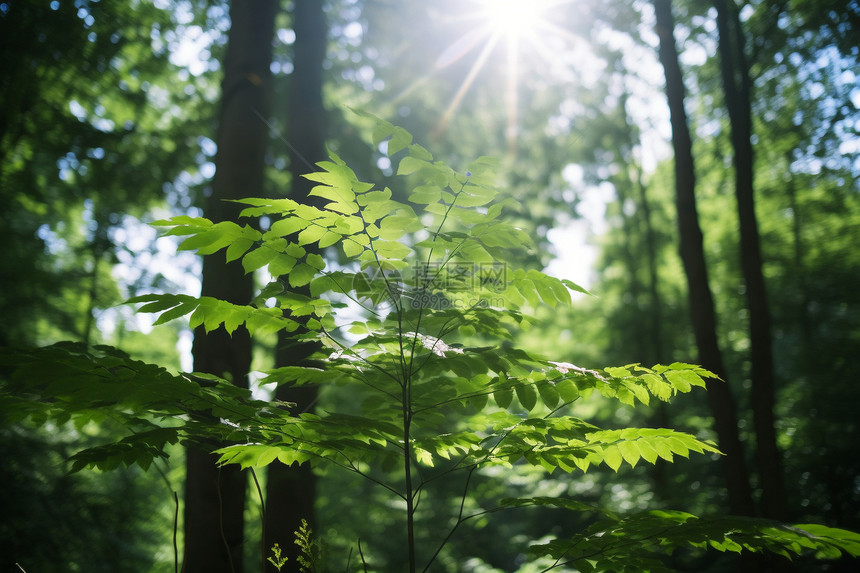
xmin=637 ymin=439 xmax=659 ymax=464
xmin=494 ymin=386 xmax=513 ymax=409
xmin=398 ymin=156 xmax=430 ymax=176
xmin=318 ymin=230 xmax=342 ymax=249
xmin=642 ymin=373 xmax=673 ymax=401
xmin=286 ymin=243 xmax=306 ymax=258
xmin=561 ymin=278 xmax=592 ymax=296
xmin=379 ymin=214 xmax=421 ymax=240
xmin=306 ymin=181 xmax=356 ymax=204
xmin=374 ymin=240 xmax=412 ymax=260
xmin=538 ymin=382 xmax=560 ymax=409
xmin=289 ymin=263 xmax=317 ymax=288
xmin=388 ymin=126 xmax=413 ymax=155
xmin=408 ymin=143 xmax=433 ymax=161
xmin=268 ymin=253 xmax=297 ymax=277
xmin=152 ymin=300 xmax=198 ymax=326
xmin=269 ymin=217 xmax=309 ymax=237
xmin=664 ymin=368 xmax=707 ymax=392
xmin=297 ymin=225 xmax=328 ymax=246
xmin=515 ymin=383 xmax=538 ymax=411
xmin=242 ymin=246 xmax=278 ymax=274
xmin=342 ymin=238 xmax=365 ymax=257
xmin=408 ymin=184 xmax=442 ymax=204
xmin=528 ymin=510 xmax=860 ymax=566
xmin=151 ymin=215 xmax=212 ymax=228
xmin=133 ymin=294 xmax=184 ymax=314
xmin=624 ymin=380 xmax=650 ymax=406
xmin=667 ymin=371 xmax=693 ymax=393
xmin=602 ymin=445 xmax=623 ymax=472
xmin=306 ymin=253 xmax=326 ymax=270
xmin=225 ymin=237 xmax=256 ymax=263
xmin=556 ymin=379 xmax=580 ymax=402
xmin=177 ymin=228 xmax=225 ymax=252
xmin=458 ymin=324 xmax=476 ymax=337
xmin=414 ymin=446 xmax=434 ymax=467
xmin=618 ymin=441 xmax=641 ymax=468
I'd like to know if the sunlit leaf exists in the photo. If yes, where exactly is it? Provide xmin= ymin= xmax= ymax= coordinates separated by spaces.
xmin=289 ymin=263 xmax=317 ymax=288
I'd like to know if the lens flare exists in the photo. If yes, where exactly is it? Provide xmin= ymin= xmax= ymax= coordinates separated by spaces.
xmin=432 ymin=0 xmax=576 ymax=155
xmin=393 ymin=1 xmax=579 ymax=155
xmin=482 ymin=0 xmax=546 ymax=36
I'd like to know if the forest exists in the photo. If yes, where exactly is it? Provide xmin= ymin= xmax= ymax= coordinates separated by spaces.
xmin=1 ymin=0 xmax=859 ymax=572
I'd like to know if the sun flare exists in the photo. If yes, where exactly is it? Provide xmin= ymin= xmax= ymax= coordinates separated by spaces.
xmin=397 ymin=0 xmax=577 ymax=154
xmin=436 ymin=0 xmax=564 ymax=153
xmin=480 ymin=0 xmax=547 ymax=37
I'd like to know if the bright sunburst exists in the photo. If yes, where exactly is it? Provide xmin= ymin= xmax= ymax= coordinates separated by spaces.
xmin=409 ymin=0 xmax=577 ymax=154
xmin=481 ymin=0 xmax=546 ymax=36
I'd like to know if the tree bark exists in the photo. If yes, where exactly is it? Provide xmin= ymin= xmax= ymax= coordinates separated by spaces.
xmin=653 ymin=0 xmax=756 ymax=519
xmin=264 ymin=1 xmax=327 ymax=570
xmin=714 ymin=0 xmax=789 ymax=522
xmin=183 ymin=2 xmax=277 ymax=572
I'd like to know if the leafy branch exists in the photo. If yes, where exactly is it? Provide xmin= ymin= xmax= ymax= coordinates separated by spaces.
xmin=2 ymin=113 xmax=857 ymax=571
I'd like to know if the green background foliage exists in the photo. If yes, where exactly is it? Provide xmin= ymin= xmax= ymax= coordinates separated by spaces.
xmin=1 ymin=0 xmax=858 ymax=571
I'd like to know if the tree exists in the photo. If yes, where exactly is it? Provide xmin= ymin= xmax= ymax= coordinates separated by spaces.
xmin=652 ymin=0 xmax=756 ymax=520
xmin=0 ymin=0 xmax=208 ymax=348
xmin=713 ymin=0 xmax=788 ymax=522
xmin=182 ymin=2 xmax=277 ymax=571
xmin=2 ymin=1 xmax=858 ymax=569
xmin=264 ymin=1 xmax=328 ymax=570
xmin=0 ymin=2 xmax=212 ymax=570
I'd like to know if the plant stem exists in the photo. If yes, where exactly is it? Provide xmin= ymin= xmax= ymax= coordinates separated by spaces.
xmin=250 ymin=469 xmax=267 ymax=572
xmin=173 ymin=491 xmax=180 ymax=573
xmin=403 ymin=392 xmax=416 ymax=573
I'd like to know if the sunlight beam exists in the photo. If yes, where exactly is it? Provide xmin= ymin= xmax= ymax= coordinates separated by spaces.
xmin=505 ymin=30 xmax=520 ymax=156
xmin=422 ymin=0 xmax=581 ymax=148
xmin=435 ymin=30 xmax=502 ymax=138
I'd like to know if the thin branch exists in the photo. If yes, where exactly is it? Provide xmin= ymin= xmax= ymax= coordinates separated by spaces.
xmin=173 ymin=491 xmax=180 ymax=573
xmin=358 ymin=538 xmax=369 ymax=573
xmin=407 ymin=177 xmax=470 ymax=381
xmin=421 ymin=463 xmax=479 ymax=571
xmin=316 ymin=268 xmax=385 ymax=318
xmin=321 ymin=327 xmax=404 ymax=393
xmin=250 ymin=468 xmax=267 ymax=571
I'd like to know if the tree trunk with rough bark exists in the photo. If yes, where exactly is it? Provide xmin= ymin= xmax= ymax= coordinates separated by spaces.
xmin=183 ymin=2 xmax=276 ymax=571
xmin=653 ymin=0 xmax=756 ymax=520
xmin=264 ymin=1 xmax=327 ymax=570
xmin=714 ymin=0 xmax=789 ymax=522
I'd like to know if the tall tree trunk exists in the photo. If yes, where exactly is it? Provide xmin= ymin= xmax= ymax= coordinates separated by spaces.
xmin=653 ymin=0 xmax=756 ymax=519
xmin=183 ymin=2 xmax=276 ymax=572
xmin=264 ymin=1 xmax=327 ymax=570
xmin=714 ymin=0 xmax=789 ymax=522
